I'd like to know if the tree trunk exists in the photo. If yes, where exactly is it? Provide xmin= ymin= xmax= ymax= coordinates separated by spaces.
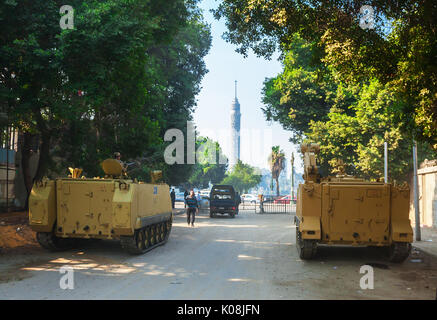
xmin=21 ymin=132 xmax=34 ymax=208
xmin=33 ymin=130 xmax=51 ymax=181
xmin=275 ymin=176 xmax=280 ymax=196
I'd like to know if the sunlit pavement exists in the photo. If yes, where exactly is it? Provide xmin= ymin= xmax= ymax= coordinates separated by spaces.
xmin=0 ymin=210 xmax=436 ymax=299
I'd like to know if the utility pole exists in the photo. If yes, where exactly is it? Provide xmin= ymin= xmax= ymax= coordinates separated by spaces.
xmin=384 ymin=141 xmax=388 ymax=183
xmin=413 ymin=140 xmax=421 ymax=241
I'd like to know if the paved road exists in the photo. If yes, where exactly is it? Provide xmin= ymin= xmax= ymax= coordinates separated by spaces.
xmin=0 ymin=211 xmax=436 ymax=299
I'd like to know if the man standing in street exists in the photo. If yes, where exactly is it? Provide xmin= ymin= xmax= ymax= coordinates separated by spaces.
xmin=170 ymin=188 xmax=176 ymax=209
xmin=185 ymin=190 xmax=198 ymax=227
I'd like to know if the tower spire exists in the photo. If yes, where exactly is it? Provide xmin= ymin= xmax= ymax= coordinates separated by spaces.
xmin=235 ymin=80 xmax=237 ymax=100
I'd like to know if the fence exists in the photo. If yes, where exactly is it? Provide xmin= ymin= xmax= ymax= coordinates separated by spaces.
xmin=255 ymin=196 xmax=295 ymax=214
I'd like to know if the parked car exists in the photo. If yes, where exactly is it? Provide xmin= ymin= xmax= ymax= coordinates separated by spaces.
xmin=175 ymin=192 xmax=186 ymax=202
xmin=241 ymin=194 xmax=258 ymax=204
xmin=273 ymin=195 xmax=297 ymax=204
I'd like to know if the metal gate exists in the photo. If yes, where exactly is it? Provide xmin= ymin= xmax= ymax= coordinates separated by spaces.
xmin=255 ymin=196 xmax=295 ymax=214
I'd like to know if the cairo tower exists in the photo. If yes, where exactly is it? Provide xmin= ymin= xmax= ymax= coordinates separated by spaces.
xmin=230 ymin=81 xmax=241 ymax=169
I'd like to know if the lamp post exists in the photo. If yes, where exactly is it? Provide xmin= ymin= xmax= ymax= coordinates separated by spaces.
xmin=291 ymin=153 xmax=294 ymax=201
xmin=413 ymin=140 xmax=421 ymax=241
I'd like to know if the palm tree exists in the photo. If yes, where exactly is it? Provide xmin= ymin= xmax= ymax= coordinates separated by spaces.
xmin=268 ymin=146 xmax=285 ymax=196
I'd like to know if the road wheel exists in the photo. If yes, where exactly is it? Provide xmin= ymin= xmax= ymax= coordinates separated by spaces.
xmin=296 ymin=227 xmax=317 ymax=259
xmin=149 ymin=226 xmax=156 ymax=246
xmin=143 ymin=228 xmax=150 ymax=249
xmin=154 ymin=225 xmax=160 ymax=244
xmin=159 ymin=223 xmax=165 ymax=242
xmin=136 ymin=229 xmax=146 ymax=252
xmin=165 ymin=218 xmax=172 ymax=240
xmin=120 ymin=230 xmax=145 ymax=255
xmin=388 ymin=242 xmax=411 ymax=263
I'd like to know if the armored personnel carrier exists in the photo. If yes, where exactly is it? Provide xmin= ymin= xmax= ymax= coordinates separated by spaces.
xmin=295 ymin=144 xmax=413 ymax=262
xmin=28 ymin=159 xmax=173 ymax=254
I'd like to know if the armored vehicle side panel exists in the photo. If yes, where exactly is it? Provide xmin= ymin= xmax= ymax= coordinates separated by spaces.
xmin=29 ymin=178 xmax=172 ymax=254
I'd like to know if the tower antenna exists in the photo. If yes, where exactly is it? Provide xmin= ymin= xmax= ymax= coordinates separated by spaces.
xmin=235 ymin=80 xmax=237 ymax=100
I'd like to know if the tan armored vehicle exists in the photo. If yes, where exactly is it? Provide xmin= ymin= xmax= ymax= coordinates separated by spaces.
xmin=29 ymin=159 xmax=172 ymax=254
xmin=295 ymin=144 xmax=413 ymax=262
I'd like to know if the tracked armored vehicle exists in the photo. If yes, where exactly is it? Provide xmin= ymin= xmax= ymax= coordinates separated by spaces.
xmin=295 ymin=144 xmax=413 ymax=262
xmin=29 ymin=159 xmax=172 ymax=254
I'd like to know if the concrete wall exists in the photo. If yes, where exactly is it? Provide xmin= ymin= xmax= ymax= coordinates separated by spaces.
xmin=409 ymin=161 xmax=437 ymax=228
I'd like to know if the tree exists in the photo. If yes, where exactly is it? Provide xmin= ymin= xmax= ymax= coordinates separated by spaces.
xmin=267 ymin=146 xmax=285 ymax=196
xmin=306 ymin=79 xmax=435 ymax=181
xmin=262 ymin=34 xmax=352 ymax=143
xmin=0 ymin=0 xmax=212 ymax=201
xmin=187 ymin=136 xmax=228 ymax=188
xmin=221 ymin=161 xmax=261 ymax=194
xmin=214 ymin=0 xmax=437 ymax=148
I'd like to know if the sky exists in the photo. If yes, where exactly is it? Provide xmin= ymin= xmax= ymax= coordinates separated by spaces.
xmin=192 ymin=0 xmax=304 ymax=175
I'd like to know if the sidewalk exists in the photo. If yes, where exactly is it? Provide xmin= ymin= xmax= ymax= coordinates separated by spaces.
xmin=413 ymin=227 xmax=437 ymax=257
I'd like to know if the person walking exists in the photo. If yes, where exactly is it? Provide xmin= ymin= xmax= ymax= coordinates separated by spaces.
xmin=185 ymin=190 xmax=198 ymax=227
xmin=170 ymin=188 xmax=176 ymax=209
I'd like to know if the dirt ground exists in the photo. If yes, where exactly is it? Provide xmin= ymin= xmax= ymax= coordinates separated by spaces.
xmin=0 ymin=211 xmax=39 ymax=253
xmin=0 ymin=210 xmax=436 ymax=299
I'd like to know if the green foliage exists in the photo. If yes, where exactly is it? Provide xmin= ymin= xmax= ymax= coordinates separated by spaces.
xmin=261 ymin=37 xmax=435 ymax=182
xmin=267 ymin=146 xmax=285 ymax=195
xmin=307 ymin=79 xmax=435 ymax=181
xmin=221 ymin=160 xmax=261 ymax=194
xmin=262 ymin=35 xmax=340 ymax=143
xmin=187 ymin=136 xmax=228 ymax=188
xmin=0 ymin=0 xmax=211 ymax=189
xmin=214 ymin=0 xmax=437 ymax=148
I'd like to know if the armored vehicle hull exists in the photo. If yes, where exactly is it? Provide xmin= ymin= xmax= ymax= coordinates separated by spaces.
xmin=295 ymin=144 xmax=413 ymax=262
xmin=29 ymin=178 xmax=173 ymax=254
xmin=295 ymin=179 xmax=412 ymax=262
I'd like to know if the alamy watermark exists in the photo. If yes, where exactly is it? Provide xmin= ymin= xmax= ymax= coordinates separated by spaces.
xmin=359 ymin=265 xmax=374 ymax=289
xmin=60 ymin=5 xmax=74 ymax=30
xmin=59 ymin=265 xmax=74 ymax=290
xmin=359 ymin=5 xmax=375 ymax=30
xmin=164 ymin=121 xmax=272 ymax=170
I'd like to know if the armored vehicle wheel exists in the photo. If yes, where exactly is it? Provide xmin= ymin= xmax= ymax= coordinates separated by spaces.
xmin=149 ymin=226 xmax=156 ymax=246
xmin=143 ymin=228 xmax=151 ymax=249
xmin=296 ymin=228 xmax=317 ymax=259
xmin=164 ymin=219 xmax=172 ymax=240
xmin=158 ymin=223 xmax=165 ymax=242
xmin=137 ymin=230 xmax=146 ymax=252
xmin=154 ymin=225 xmax=160 ymax=244
xmin=36 ymin=232 xmax=74 ymax=251
xmin=388 ymin=242 xmax=411 ymax=263
xmin=120 ymin=230 xmax=146 ymax=254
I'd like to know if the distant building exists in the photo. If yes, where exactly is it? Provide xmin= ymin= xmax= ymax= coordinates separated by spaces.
xmin=230 ymin=81 xmax=241 ymax=169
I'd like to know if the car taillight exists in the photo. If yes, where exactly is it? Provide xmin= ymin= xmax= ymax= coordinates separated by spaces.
xmin=232 ymin=207 xmax=236 ymax=210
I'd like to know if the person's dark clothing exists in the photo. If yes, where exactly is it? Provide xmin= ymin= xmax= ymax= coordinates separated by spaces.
xmin=185 ymin=196 xmax=198 ymax=208
xmin=187 ymin=208 xmax=196 ymax=224
xmin=184 ymin=191 xmax=189 ymax=208
xmin=170 ymin=190 xmax=176 ymax=209
xmin=185 ymin=196 xmax=198 ymax=225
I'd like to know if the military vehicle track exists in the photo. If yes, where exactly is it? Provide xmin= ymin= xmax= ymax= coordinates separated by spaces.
xmin=36 ymin=217 xmax=173 ymax=255
xmin=36 ymin=231 xmax=74 ymax=251
xmin=296 ymin=225 xmax=317 ymax=259
xmin=120 ymin=218 xmax=172 ymax=255
xmin=389 ymin=242 xmax=411 ymax=263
